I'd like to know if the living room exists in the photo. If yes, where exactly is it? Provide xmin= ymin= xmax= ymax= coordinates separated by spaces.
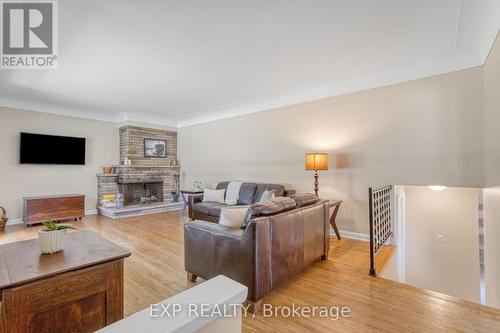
xmin=1 ymin=1 xmax=500 ymax=332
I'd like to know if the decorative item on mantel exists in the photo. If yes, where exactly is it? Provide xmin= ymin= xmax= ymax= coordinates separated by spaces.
xmin=103 ymin=166 xmax=113 ymax=174
xmin=38 ymin=220 xmax=77 ymax=254
xmin=169 ymin=158 xmax=178 ymax=167
xmin=0 ymin=206 xmax=7 ymax=231
xmin=120 ymin=157 xmax=132 ymax=166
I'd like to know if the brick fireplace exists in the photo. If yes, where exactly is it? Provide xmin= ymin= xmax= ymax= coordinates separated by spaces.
xmin=96 ymin=125 xmax=182 ymax=218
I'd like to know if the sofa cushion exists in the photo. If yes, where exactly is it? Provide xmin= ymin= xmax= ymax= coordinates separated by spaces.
xmin=216 ymin=181 xmax=230 ymax=194
xmin=254 ymin=184 xmax=285 ymax=203
xmin=241 ymin=197 xmax=297 ymax=229
xmin=216 ymin=182 xmax=258 ymax=205
xmin=248 ymin=197 xmax=297 ymax=218
xmin=238 ymin=183 xmax=258 ymax=205
xmin=208 ymin=204 xmax=229 ymax=217
xmin=291 ymin=193 xmax=320 ymax=208
xmin=216 ymin=181 xmax=286 ymax=204
xmin=193 ymin=202 xmax=227 ymax=216
xmin=274 ymin=197 xmax=297 ymax=211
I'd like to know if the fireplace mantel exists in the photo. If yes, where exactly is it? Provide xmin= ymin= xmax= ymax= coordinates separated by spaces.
xmin=113 ymin=165 xmax=180 ymax=170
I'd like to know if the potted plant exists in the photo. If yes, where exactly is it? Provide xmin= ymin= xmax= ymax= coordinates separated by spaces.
xmin=193 ymin=180 xmax=203 ymax=190
xmin=102 ymin=166 xmax=113 ymax=174
xmin=38 ymin=220 xmax=77 ymax=254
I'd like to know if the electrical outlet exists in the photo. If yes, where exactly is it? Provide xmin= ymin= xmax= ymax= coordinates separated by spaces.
xmin=436 ymin=234 xmax=444 ymax=242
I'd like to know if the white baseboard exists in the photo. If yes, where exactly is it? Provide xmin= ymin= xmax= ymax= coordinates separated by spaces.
xmin=6 ymin=218 xmax=24 ymax=226
xmin=6 ymin=210 xmax=98 ymax=225
xmin=333 ymin=230 xmax=370 ymax=241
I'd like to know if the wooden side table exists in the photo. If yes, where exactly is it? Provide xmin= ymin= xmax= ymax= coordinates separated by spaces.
xmin=179 ymin=189 xmax=204 ymax=208
xmin=327 ymin=200 xmax=342 ymax=240
xmin=0 ymin=231 xmax=131 ymax=333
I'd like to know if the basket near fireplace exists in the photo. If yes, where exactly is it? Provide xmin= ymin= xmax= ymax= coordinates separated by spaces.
xmin=0 ymin=207 xmax=7 ymax=231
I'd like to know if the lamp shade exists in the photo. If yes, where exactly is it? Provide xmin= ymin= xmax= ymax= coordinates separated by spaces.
xmin=305 ymin=153 xmax=328 ymax=170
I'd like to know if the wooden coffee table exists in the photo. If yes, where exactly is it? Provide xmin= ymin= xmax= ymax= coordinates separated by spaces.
xmin=0 ymin=231 xmax=131 ymax=333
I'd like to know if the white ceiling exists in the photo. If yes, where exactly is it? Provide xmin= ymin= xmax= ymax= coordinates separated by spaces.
xmin=1 ymin=0 xmax=499 ymax=127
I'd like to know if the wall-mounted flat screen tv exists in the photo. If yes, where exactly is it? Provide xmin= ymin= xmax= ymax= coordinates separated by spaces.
xmin=20 ymin=132 xmax=86 ymax=165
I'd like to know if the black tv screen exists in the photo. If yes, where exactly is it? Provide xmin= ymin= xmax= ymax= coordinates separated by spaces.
xmin=20 ymin=132 xmax=86 ymax=165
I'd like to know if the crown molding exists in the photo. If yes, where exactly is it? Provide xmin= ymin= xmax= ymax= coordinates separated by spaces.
xmin=0 ymin=96 xmax=120 ymax=123
xmin=123 ymin=111 xmax=178 ymax=129
xmin=116 ymin=120 xmax=177 ymax=132
xmin=0 ymin=96 xmax=178 ymax=128
xmin=177 ymin=53 xmax=483 ymax=127
xmin=0 ymin=52 xmax=485 ymax=130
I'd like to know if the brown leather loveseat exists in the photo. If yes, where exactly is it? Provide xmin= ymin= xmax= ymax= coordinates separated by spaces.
xmin=188 ymin=181 xmax=295 ymax=222
xmin=184 ymin=193 xmax=335 ymax=313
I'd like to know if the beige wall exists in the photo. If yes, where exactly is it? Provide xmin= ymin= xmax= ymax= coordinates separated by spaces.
xmin=0 ymin=107 xmax=119 ymax=220
xmin=483 ymin=32 xmax=500 ymax=308
xmin=483 ymin=33 xmax=500 ymax=188
xmin=179 ymin=67 xmax=484 ymax=234
xmin=404 ymin=186 xmax=481 ymax=303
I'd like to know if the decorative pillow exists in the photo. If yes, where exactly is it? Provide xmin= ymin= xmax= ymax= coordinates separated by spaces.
xmin=258 ymin=189 xmax=275 ymax=202
xmin=219 ymin=206 xmax=250 ymax=228
xmin=202 ymin=189 xmax=225 ymax=203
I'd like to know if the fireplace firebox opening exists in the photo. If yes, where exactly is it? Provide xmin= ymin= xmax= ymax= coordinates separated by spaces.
xmin=118 ymin=182 xmax=163 ymax=206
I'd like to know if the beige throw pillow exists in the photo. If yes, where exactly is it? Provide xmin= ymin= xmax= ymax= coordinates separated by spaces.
xmin=219 ymin=206 xmax=250 ymax=228
xmin=258 ymin=189 xmax=275 ymax=202
xmin=202 ymin=189 xmax=225 ymax=203
xmin=259 ymin=190 xmax=275 ymax=202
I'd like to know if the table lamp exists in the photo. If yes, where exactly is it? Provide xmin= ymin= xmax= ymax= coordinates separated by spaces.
xmin=305 ymin=153 xmax=328 ymax=196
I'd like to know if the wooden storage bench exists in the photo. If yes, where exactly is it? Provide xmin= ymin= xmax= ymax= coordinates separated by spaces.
xmin=23 ymin=194 xmax=85 ymax=225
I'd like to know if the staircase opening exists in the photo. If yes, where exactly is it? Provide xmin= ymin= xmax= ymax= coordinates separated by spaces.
xmin=380 ymin=185 xmax=484 ymax=305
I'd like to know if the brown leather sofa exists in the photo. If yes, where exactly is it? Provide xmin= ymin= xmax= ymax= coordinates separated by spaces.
xmin=188 ymin=181 xmax=295 ymax=222
xmin=184 ymin=194 xmax=334 ymax=312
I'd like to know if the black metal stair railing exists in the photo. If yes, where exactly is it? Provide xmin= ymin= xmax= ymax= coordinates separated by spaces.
xmin=368 ymin=185 xmax=393 ymax=277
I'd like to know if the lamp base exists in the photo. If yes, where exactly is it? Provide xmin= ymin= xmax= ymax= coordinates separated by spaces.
xmin=314 ymin=170 xmax=319 ymax=197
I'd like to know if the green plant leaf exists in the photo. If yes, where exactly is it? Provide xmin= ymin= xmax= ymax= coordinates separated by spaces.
xmin=55 ymin=224 xmax=78 ymax=230
xmin=42 ymin=219 xmax=57 ymax=231
xmin=41 ymin=220 xmax=78 ymax=231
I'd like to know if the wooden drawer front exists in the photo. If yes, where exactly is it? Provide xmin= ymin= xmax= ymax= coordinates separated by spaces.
xmin=26 ymin=196 xmax=85 ymax=224
xmin=0 ymin=260 xmax=124 ymax=333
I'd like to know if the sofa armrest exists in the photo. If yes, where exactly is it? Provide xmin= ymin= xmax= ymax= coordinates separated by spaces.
xmin=188 ymin=194 xmax=204 ymax=220
xmin=184 ymin=218 xmax=271 ymax=303
xmin=184 ymin=220 xmax=248 ymax=286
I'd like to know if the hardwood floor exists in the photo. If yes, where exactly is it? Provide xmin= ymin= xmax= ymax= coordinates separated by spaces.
xmin=2 ymin=212 xmax=500 ymax=332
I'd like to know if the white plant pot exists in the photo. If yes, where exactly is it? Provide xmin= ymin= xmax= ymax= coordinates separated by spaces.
xmin=38 ymin=229 xmax=67 ymax=254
